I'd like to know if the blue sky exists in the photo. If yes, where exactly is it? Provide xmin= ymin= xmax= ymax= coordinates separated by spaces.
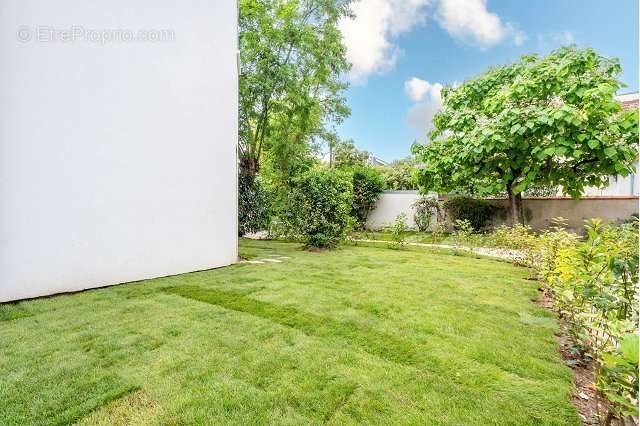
xmin=336 ymin=0 xmax=639 ymax=162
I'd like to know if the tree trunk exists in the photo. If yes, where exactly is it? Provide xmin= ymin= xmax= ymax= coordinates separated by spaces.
xmin=240 ymin=155 xmax=260 ymax=179
xmin=507 ymin=185 xmax=525 ymax=225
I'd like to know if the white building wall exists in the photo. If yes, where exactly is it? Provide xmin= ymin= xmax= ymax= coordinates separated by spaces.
xmin=582 ymin=163 xmax=639 ymax=197
xmin=0 ymin=0 xmax=238 ymax=302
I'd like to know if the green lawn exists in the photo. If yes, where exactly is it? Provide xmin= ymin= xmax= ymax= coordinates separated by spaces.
xmin=0 ymin=240 xmax=578 ymax=425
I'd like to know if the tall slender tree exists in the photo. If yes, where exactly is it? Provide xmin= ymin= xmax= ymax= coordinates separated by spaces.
xmin=239 ymin=0 xmax=351 ymax=179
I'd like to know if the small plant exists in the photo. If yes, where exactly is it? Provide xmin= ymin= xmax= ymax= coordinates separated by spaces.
xmin=412 ymin=197 xmax=439 ymax=232
xmin=451 ymin=219 xmax=474 ymax=253
xmin=431 ymin=221 xmax=448 ymax=243
xmin=388 ymin=213 xmax=408 ymax=250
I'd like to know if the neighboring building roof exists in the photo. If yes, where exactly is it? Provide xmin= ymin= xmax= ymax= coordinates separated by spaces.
xmin=368 ymin=155 xmax=388 ymax=166
xmin=615 ymin=92 xmax=639 ymax=111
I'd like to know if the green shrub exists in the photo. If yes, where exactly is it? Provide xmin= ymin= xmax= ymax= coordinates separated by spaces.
xmin=412 ymin=197 xmax=439 ymax=232
xmin=351 ymin=166 xmax=386 ymax=229
xmin=485 ymin=218 xmax=638 ymax=421
xmin=443 ymin=196 xmax=499 ymax=230
xmin=238 ymin=172 xmax=271 ymax=236
xmin=387 ymin=213 xmax=408 ymax=250
xmin=451 ymin=219 xmax=474 ymax=252
xmin=284 ymin=169 xmax=353 ymax=248
xmin=548 ymin=218 xmax=638 ymax=420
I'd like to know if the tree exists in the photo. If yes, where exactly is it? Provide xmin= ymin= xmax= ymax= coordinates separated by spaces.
xmin=350 ymin=166 xmax=386 ymax=228
xmin=413 ymin=47 xmax=639 ymax=224
xmin=332 ymin=140 xmax=370 ymax=169
xmin=239 ymin=0 xmax=351 ymax=178
xmin=376 ymin=158 xmax=418 ymax=190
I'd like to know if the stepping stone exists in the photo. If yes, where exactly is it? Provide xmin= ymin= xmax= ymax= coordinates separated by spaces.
xmin=260 ymin=258 xmax=282 ymax=263
xmin=244 ymin=260 xmax=265 ymax=264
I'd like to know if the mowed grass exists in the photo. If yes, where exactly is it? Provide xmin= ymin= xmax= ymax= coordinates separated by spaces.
xmin=0 ymin=240 xmax=579 ymax=425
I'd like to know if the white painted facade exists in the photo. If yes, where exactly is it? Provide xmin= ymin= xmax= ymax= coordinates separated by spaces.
xmin=0 ymin=1 xmax=238 ymax=302
xmin=582 ymin=166 xmax=639 ymax=197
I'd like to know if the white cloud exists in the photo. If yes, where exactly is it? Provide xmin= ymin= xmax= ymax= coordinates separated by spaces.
xmin=339 ymin=0 xmax=526 ymax=83
xmin=405 ymin=78 xmax=443 ymax=135
xmin=553 ymin=30 xmax=575 ymax=45
xmin=513 ymin=30 xmax=528 ymax=46
xmin=435 ymin=0 xmax=523 ymax=48
xmin=404 ymin=77 xmax=442 ymax=102
xmin=339 ymin=0 xmax=432 ymax=83
xmin=536 ymin=31 xmax=576 ymax=52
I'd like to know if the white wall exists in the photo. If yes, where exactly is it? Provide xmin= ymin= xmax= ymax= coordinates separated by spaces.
xmin=582 ymin=163 xmax=639 ymax=197
xmin=0 ymin=0 xmax=238 ymax=302
xmin=366 ymin=191 xmax=429 ymax=230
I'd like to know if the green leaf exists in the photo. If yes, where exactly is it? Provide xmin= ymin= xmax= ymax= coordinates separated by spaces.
xmin=577 ymin=133 xmax=587 ymax=142
xmin=513 ymin=181 xmax=528 ymax=193
xmin=510 ymin=124 xmax=521 ymax=134
xmin=603 ymin=147 xmax=616 ymax=158
xmin=587 ymin=139 xmax=599 ymax=149
xmin=543 ymin=147 xmax=556 ymax=157
xmin=620 ymin=334 xmax=639 ymax=364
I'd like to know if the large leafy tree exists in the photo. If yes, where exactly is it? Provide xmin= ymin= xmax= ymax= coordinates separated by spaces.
xmin=413 ymin=47 xmax=639 ymax=224
xmin=239 ymin=0 xmax=351 ymax=179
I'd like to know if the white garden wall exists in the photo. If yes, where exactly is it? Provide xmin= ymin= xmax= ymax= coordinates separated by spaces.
xmin=366 ymin=191 xmax=430 ymax=230
xmin=366 ymin=192 xmax=638 ymax=233
xmin=0 ymin=0 xmax=238 ymax=302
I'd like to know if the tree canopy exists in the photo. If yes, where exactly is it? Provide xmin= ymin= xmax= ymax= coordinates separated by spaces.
xmin=376 ymin=158 xmax=418 ymax=190
xmin=239 ymin=0 xmax=351 ymax=178
xmin=331 ymin=139 xmax=370 ymax=169
xmin=413 ymin=47 xmax=639 ymax=224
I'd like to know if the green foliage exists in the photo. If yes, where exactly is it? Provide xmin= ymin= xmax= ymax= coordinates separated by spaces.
xmin=350 ymin=167 xmax=386 ymax=228
xmin=238 ymin=172 xmax=272 ymax=236
xmin=239 ymin=0 xmax=351 ymax=177
xmin=412 ymin=197 xmax=439 ymax=232
xmin=599 ymin=334 xmax=639 ymax=418
xmin=548 ymin=219 xmax=639 ymax=420
xmin=484 ymin=218 xmax=639 ymax=420
xmin=387 ymin=213 xmax=408 ymax=250
xmin=413 ymin=47 xmax=639 ymax=223
xmin=451 ymin=219 xmax=475 ymax=252
xmin=484 ymin=224 xmax=536 ymax=251
xmin=376 ymin=158 xmax=418 ymax=190
xmin=443 ymin=196 xmax=499 ymax=230
xmin=332 ymin=140 xmax=370 ymax=169
xmin=284 ymin=168 xmax=353 ymax=248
